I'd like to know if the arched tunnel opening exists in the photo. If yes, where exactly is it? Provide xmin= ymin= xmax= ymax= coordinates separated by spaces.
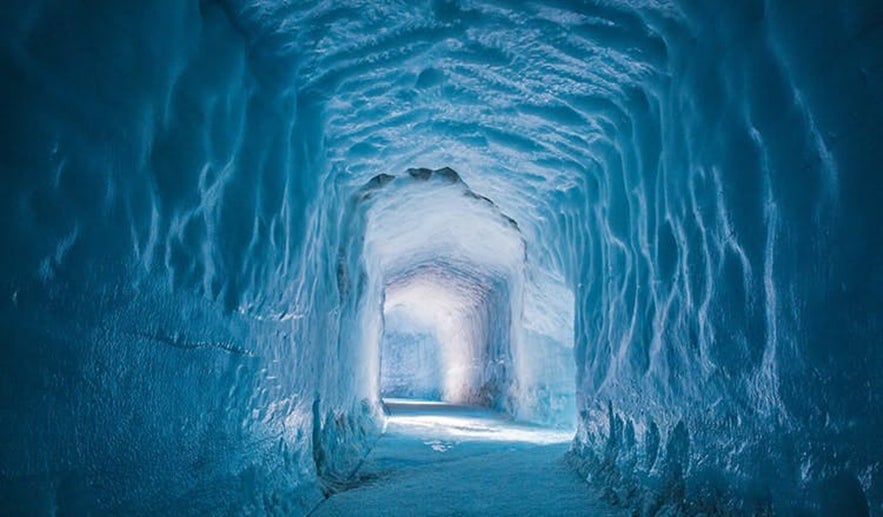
xmin=343 ymin=167 xmax=577 ymax=424
xmin=2 ymin=0 xmax=882 ymax=515
xmin=380 ymin=264 xmax=511 ymax=406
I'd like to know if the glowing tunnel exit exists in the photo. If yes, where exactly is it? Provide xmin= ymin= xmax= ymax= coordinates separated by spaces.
xmin=379 ymin=276 xmax=448 ymax=402
xmin=360 ymin=168 xmax=577 ymax=427
xmin=379 ymin=265 xmax=513 ymax=405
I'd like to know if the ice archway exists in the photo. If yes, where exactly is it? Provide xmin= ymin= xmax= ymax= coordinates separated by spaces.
xmin=1 ymin=0 xmax=882 ymax=514
xmin=348 ymin=167 xmax=575 ymax=421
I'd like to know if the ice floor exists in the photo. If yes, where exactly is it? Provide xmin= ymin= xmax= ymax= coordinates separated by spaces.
xmin=311 ymin=399 xmax=622 ymax=516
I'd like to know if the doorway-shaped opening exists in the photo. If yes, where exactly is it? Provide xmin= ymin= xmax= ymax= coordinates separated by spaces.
xmin=353 ymin=167 xmax=576 ymax=428
xmin=379 ymin=305 xmax=443 ymax=401
xmin=379 ymin=264 xmax=513 ymax=408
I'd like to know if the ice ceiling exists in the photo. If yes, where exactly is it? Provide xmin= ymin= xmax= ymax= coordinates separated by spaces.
xmin=1 ymin=0 xmax=882 ymax=514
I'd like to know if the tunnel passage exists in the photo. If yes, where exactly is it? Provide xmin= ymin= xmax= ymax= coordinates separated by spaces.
xmin=343 ymin=167 xmax=577 ymax=422
xmin=380 ymin=264 xmax=510 ymax=404
xmin=2 ymin=0 xmax=882 ymax=514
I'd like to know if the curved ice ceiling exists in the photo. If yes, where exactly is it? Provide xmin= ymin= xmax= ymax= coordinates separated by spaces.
xmin=1 ymin=0 xmax=882 ymax=514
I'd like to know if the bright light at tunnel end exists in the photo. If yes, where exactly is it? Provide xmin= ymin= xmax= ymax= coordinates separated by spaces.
xmin=382 ymin=398 xmax=574 ymax=445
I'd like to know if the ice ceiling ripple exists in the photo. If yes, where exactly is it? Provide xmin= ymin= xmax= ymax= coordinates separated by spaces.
xmin=1 ymin=0 xmax=882 ymax=514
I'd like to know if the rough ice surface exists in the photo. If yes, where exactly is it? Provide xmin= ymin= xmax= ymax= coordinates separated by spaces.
xmin=1 ymin=0 xmax=882 ymax=515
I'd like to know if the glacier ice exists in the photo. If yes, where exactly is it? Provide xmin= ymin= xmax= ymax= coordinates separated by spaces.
xmin=1 ymin=0 xmax=882 ymax=514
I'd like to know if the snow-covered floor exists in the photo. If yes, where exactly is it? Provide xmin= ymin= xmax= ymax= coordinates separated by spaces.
xmin=311 ymin=399 xmax=622 ymax=516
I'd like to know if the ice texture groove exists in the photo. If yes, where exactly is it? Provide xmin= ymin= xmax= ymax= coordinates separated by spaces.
xmin=1 ymin=0 xmax=882 ymax=515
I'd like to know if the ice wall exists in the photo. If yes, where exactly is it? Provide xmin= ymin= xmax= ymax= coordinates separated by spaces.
xmin=562 ymin=2 xmax=883 ymax=513
xmin=2 ymin=0 xmax=882 ymax=514
xmin=352 ymin=167 xmax=574 ymax=422
xmin=0 ymin=1 xmax=370 ymax=513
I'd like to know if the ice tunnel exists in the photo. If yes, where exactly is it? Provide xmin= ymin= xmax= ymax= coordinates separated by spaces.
xmin=1 ymin=0 xmax=882 ymax=514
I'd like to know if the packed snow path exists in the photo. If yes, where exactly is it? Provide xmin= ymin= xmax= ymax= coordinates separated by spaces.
xmin=311 ymin=400 xmax=622 ymax=516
